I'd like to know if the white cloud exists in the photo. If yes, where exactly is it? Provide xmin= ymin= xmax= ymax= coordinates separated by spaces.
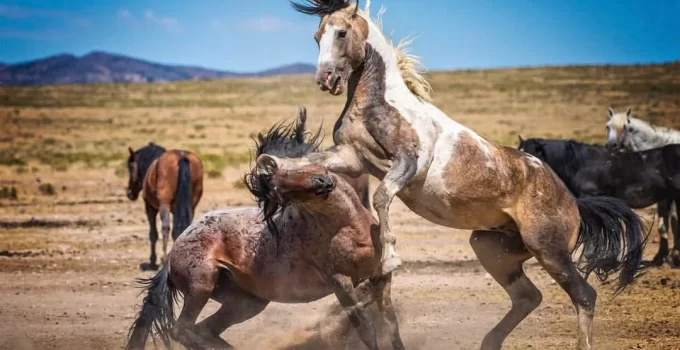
xmin=143 ymin=10 xmax=182 ymax=33
xmin=239 ymin=16 xmax=290 ymax=33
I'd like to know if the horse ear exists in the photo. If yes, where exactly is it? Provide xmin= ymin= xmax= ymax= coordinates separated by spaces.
xmin=517 ymin=135 xmax=524 ymax=143
xmin=607 ymin=107 xmax=614 ymax=119
xmin=128 ymin=147 xmax=134 ymax=156
xmin=625 ymin=107 xmax=632 ymax=122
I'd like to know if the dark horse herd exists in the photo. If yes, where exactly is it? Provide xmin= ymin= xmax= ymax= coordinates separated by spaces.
xmin=121 ymin=1 xmax=676 ymax=350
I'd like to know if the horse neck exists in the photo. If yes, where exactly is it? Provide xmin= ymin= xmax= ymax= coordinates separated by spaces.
xmin=347 ymin=19 xmax=420 ymax=112
xmin=626 ymin=118 xmax=680 ymax=150
xmin=138 ymin=147 xmax=165 ymax=178
xmin=284 ymin=180 xmax=369 ymax=237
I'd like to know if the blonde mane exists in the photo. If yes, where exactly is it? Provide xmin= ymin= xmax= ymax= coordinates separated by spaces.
xmin=359 ymin=1 xmax=433 ymax=103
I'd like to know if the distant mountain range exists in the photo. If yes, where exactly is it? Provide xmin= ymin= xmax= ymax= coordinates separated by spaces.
xmin=0 ymin=51 xmax=316 ymax=86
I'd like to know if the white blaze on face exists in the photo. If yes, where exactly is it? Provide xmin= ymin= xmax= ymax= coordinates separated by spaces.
xmin=606 ymin=123 xmax=618 ymax=144
xmin=318 ymin=24 xmax=339 ymax=67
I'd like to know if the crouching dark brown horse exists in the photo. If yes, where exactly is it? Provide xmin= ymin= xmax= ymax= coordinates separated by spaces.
xmin=126 ymin=142 xmax=204 ymax=270
xmin=125 ymin=112 xmax=402 ymax=350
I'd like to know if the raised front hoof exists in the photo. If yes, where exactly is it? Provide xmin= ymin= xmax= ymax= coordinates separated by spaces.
xmin=381 ymin=256 xmax=403 ymax=275
xmin=139 ymin=262 xmax=159 ymax=271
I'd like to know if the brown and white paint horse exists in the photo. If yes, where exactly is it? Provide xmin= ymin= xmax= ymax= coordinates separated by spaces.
xmin=125 ymin=110 xmax=403 ymax=350
xmin=127 ymin=143 xmax=204 ymax=270
xmin=254 ymin=1 xmax=649 ymax=348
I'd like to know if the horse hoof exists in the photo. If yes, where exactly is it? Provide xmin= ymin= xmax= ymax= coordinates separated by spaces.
xmin=670 ymin=251 xmax=680 ymax=268
xmin=381 ymin=256 xmax=403 ymax=275
xmin=139 ymin=262 xmax=159 ymax=271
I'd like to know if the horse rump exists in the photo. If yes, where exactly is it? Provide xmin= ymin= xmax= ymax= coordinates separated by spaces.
xmin=574 ymin=196 xmax=650 ymax=294
xmin=172 ymin=156 xmax=192 ymax=240
xmin=125 ymin=264 xmax=177 ymax=350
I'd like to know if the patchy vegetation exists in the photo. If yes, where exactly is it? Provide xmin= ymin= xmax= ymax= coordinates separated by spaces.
xmin=38 ymin=183 xmax=56 ymax=196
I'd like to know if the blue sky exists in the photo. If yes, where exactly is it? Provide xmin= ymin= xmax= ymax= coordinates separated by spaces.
xmin=0 ymin=0 xmax=678 ymax=72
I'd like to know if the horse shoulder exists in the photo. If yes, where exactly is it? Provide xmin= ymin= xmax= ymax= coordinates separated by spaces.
xmin=328 ymin=224 xmax=377 ymax=279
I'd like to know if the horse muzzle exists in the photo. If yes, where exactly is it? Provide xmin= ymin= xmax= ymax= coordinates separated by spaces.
xmin=313 ymin=175 xmax=336 ymax=195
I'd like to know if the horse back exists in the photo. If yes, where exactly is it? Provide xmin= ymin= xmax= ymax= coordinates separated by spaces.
xmin=142 ymin=150 xmax=204 ymax=207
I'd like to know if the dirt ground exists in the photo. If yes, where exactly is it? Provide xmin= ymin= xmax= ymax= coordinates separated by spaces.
xmin=1 ymin=63 xmax=680 ymax=349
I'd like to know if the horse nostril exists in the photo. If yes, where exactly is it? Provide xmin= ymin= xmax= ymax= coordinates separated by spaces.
xmin=314 ymin=176 xmax=334 ymax=190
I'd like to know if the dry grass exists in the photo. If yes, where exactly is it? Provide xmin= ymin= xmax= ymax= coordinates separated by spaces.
xmin=0 ymin=62 xmax=679 ymax=189
xmin=1 ymin=63 xmax=679 ymax=350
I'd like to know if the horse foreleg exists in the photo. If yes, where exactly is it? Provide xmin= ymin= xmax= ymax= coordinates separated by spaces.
xmin=159 ymin=204 xmax=171 ymax=264
xmin=370 ymin=273 xmax=405 ymax=350
xmin=373 ymin=152 xmax=417 ymax=275
xmin=648 ymin=201 xmax=670 ymax=266
xmin=470 ymin=231 xmax=537 ymax=350
xmin=140 ymin=202 xmax=159 ymax=271
xmin=670 ymin=200 xmax=680 ymax=267
xmin=331 ymin=274 xmax=379 ymax=350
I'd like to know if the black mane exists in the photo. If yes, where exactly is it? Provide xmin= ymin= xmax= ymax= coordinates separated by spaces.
xmin=291 ymin=0 xmax=352 ymax=16
xmin=243 ymin=107 xmax=323 ymax=235
xmin=133 ymin=142 xmax=167 ymax=181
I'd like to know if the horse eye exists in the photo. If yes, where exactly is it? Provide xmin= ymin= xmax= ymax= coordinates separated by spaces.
xmin=338 ymin=30 xmax=347 ymax=38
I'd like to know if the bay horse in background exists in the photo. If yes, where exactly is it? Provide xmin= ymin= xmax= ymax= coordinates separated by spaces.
xmin=518 ymin=136 xmax=680 ymax=266
xmin=605 ymin=106 xmax=680 ymax=265
xmin=125 ymin=109 xmax=404 ymax=350
xmin=252 ymin=1 xmax=649 ymax=348
xmin=126 ymin=142 xmax=204 ymax=271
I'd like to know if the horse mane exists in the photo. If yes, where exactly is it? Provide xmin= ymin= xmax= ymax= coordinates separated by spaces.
xmin=243 ymin=107 xmax=323 ymax=236
xmin=291 ymin=0 xmax=352 ymax=16
xmin=630 ymin=116 xmax=680 ymax=139
xmin=291 ymin=0 xmax=433 ymax=102
xmin=361 ymin=1 xmax=433 ymax=102
xmin=134 ymin=142 xmax=166 ymax=180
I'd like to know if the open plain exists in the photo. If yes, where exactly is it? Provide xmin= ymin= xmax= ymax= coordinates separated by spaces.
xmin=1 ymin=63 xmax=680 ymax=349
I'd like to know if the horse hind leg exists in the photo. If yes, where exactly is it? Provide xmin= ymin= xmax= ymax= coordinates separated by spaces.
xmin=469 ymin=230 xmax=539 ymax=350
xmin=192 ymin=279 xmax=270 ymax=349
xmin=524 ymin=231 xmax=597 ymax=350
xmin=159 ymin=204 xmax=171 ymax=263
xmin=172 ymin=266 xmax=219 ymax=349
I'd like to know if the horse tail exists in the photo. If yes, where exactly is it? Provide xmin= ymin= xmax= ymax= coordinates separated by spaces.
xmin=125 ymin=264 xmax=177 ymax=350
xmin=172 ymin=156 xmax=192 ymax=240
xmin=575 ymin=196 xmax=649 ymax=294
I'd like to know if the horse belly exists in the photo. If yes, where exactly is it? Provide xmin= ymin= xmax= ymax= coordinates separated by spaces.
xmin=249 ymin=264 xmax=333 ymax=303
xmin=399 ymin=180 xmax=511 ymax=230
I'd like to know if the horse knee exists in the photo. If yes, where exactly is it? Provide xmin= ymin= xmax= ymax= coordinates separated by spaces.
xmin=372 ymin=187 xmax=389 ymax=211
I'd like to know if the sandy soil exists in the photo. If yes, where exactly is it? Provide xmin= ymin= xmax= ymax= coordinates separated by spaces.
xmin=1 ymin=63 xmax=679 ymax=349
xmin=1 ymin=170 xmax=679 ymax=350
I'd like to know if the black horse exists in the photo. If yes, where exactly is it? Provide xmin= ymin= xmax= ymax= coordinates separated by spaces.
xmin=517 ymin=136 xmax=680 ymax=267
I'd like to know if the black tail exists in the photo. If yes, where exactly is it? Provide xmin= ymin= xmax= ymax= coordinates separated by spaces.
xmin=125 ymin=264 xmax=177 ymax=350
xmin=575 ymin=196 xmax=650 ymax=294
xmin=172 ymin=157 xmax=192 ymax=240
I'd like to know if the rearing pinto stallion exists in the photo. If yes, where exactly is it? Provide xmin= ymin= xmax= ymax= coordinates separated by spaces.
xmin=126 ymin=143 xmax=204 ymax=270
xmin=256 ymin=1 xmax=648 ymax=348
